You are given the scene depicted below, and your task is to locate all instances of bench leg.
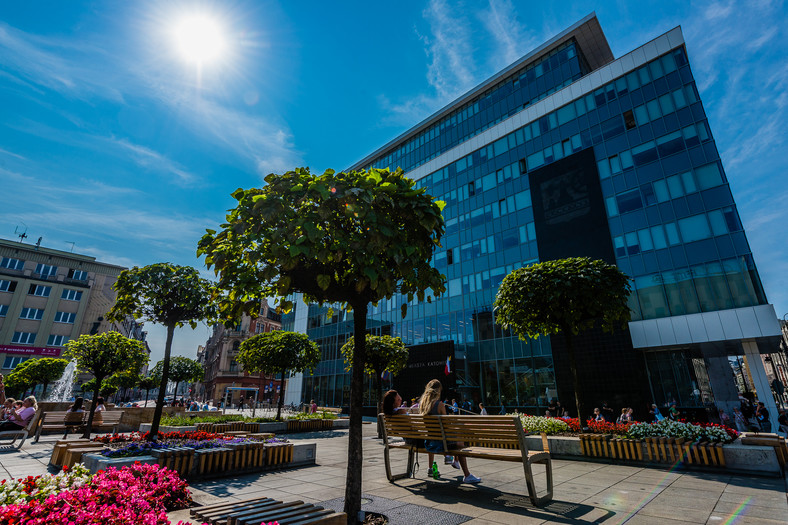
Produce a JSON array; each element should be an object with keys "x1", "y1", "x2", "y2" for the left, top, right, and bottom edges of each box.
[
  {"x1": 523, "y1": 458, "x2": 553, "y2": 507},
  {"x1": 383, "y1": 445, "x2": 413, "y2": 482}
]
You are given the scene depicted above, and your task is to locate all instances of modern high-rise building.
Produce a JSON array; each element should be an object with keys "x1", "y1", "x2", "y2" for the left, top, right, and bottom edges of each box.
[{"x1": 286, "y1": 14, "x2": 783, "y2": 429}]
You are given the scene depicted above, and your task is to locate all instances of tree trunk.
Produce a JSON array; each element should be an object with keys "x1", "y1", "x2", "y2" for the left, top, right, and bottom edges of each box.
[
  {"x1": 564, "y1": 329, "x2": 584, "y2": 433},
  {"x1": 149, "y1": 323, "x2": 175, "y2": 441},
  {"x1": 343, "y1": 301, "x2": 367, "y2": 524},
  {"x1": 42, "y1": 381, "x2": 49, "y2": 399},
  {"x1": 173, "y1": 381, "x2": 180, "y2": 402},
  {"x1": 375, "y1": 370, "x2": 383, "y2": 439},
  {"x1": 82, "y1": 377, "x2": 103, "y2": 439},
  {"x1": 276, "y1": 369, "x2": 286, "y2": 421},
  {"x1": 145, "y1": 389, "x2": 150, "y2": 407}
]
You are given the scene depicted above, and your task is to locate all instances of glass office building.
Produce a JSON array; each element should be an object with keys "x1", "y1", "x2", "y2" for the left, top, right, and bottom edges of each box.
[{"x1": 285, "y1": 14, "x2": 782, "y2": 425}]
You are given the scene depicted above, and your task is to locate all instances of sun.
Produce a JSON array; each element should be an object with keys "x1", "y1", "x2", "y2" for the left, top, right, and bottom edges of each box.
[{"x1": 173, "y1": 15, "x2": 226, "y2": 64}]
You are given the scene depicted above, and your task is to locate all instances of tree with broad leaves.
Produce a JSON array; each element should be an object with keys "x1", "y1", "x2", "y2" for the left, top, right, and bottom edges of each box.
[
  {"x1": 64, "y1": 331, "x2": 148, "y2": 437},
  {"x1": 17, "y1": 357, "x2": 70, "y2": 398},
  {"x1": 237, "y1": 331, "x2": 320, "y2": 421},
  {"x1": 106, "y1": 263, "x2": 217, "y2": 441},
  {"x1": 151, "y1": 356, "x2": 204, "y2": 401},
  {"x1": 105, "y1": 370, "x2": 139, "y2": 402},
  {"x1": 198, "y1": 166, "x2": 445, "y2": 522},
  {"x1": 341, "y1": 334, "x2": 408, "y2": 437},
  {"x1": 137, "y1": 375, "x2": 157, "y2": 407},
  {"x1": 3, "y1": 361, "x2": 36, "y2": 398},
  {"x1": 494, "y1": 257, "x2": 631, "y2": 427}
]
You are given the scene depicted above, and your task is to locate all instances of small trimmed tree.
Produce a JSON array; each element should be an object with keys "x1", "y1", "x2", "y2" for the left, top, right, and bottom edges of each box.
[
  {"x1": 18, "y1": 357, "x2": 69, "y2": 398},
  {"x1": 151, "y1": 356, "x2": 204, "y2": 400},
  {"x1": 198, "y1": 167, "x2": 445, "y2": 521},
  {"x1": 137, "y1": 375, "x2": 157, "y2": 406},
  {"x1": 106, "y1": 263, "x2": 217, "y2": 441},
  {"x1": 494, "y1": 257, "x2": 631, "y2": 426},
  {"x1": 4, "y1": 362, "x2": 34, "y2": 398},
  {"x1": 341, "y1": 334, "x2": 408, "y2": 407},
  {"x1": 238, "y1": 331, "x2": 320, "y2": 421},
  {"x1": 64, "y1": 331, "x2": 148, "y2": 437}
]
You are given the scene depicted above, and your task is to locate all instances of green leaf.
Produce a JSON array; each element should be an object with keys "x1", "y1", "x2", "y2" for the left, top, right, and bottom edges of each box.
[{"x1": 316, "y1": 274, "x2": 331, "y2": 290}]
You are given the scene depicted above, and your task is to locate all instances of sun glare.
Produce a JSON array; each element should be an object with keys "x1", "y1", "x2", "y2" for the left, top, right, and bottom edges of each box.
[{"x1": 174, "y1": 15, "x2": 226, "y2": 64}]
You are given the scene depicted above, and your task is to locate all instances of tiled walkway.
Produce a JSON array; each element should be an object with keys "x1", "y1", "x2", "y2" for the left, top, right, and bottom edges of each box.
[{"x1": 2, "y1": 425, "x2": 786, "y2": 524}]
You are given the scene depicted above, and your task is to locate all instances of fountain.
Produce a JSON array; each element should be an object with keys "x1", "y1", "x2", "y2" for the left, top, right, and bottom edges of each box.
[{"x1": 47, "y1": 359, "x2": 78, "y2": 402}]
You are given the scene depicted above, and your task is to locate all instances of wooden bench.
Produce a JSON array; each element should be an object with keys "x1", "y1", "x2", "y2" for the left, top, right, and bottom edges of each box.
[
  {"x1": 380, "y1": 414, "x2": 553, "y2": 506},
  {"x1": 190, "y1": 496, "x2": 346, "y2": 525},
  {"x1": 34, "y1": 410, "x2": 124, "y2": 442},
  {"x1": 0, "y1": 408, "x2": 42, "y2": 449}
]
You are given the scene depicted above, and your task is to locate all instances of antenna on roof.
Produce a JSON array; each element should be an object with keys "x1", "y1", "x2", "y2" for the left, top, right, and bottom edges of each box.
[
  {"x1": 35, "y1": 237, "x2": 42, "y2": 250},
  {"x1": 14, "y1": 221, "x2": 28, "y2": 243},
  {"x1": 65, "y1": 241, "x2": 76, "y2": 253}
]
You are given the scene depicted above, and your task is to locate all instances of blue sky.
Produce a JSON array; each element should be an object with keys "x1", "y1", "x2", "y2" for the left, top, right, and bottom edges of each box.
[{"x1": 1, "y1": 1, "x2": 786, "y2": 364}]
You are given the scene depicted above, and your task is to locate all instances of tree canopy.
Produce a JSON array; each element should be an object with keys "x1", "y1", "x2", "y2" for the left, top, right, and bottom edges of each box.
[
  {"x1": 18, "y1": 357, "x2": 70, "y2": 397},
  {"x1": 106, "y1": 262, "x2": 217, "y2": 440},
  {"x1": 494, "y1": 257, "x2": 631, "y2": 423},
  {"x1": 151, "y1": 356, "x2": 204, "y2": 398},
  {"x1": 198, "y1": 167, "x2": 446, "y2": 521},
  {"x1": 65, "y1": 331, "x2": 148, "y2": 437},
  {"x1": 238, "y1": 331, "x2": 320, "y2": 421}
]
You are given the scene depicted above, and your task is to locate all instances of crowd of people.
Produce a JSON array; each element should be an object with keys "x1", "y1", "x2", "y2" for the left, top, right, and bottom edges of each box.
[{"x1": 0, "y1": 374, "x2": 38, "y2": 433}]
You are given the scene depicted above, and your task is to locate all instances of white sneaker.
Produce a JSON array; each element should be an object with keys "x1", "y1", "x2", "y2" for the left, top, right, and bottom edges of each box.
[
  {"x1": 463, "y1": 474, "x2": 481, "y2": 484},
  {"x1": 451, "y1": 459, "x2": 461, "y2": 469}
]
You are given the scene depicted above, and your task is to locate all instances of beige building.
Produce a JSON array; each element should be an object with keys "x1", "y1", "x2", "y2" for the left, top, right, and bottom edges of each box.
[
  {"x1": 0, "y1": 237, "x2": 147, "y2": 378},
  {"x1": 196, "y1": 299, "x2": 282, "y2": 405}
]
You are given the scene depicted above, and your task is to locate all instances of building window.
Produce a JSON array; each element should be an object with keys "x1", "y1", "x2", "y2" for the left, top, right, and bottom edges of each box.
[
  {"x1": 624, "y1": 110, "x2": 636, "y2": 129},
  {"x1": 61, "y1": 289, "x2": 83, "y2": 301},
  {"x1": 11, "y1": 331, "x2": 36, "y2": 344},
  {"x1": 54, "y1": 311, "x2": 76, "y2": 324},
  {"x1": 29, "y1": 284, "x2": 51, "y2": 297},
  {"x1": 0, "y1": 304, "x2": 7, "y2": 316},
  {"x1": 2, "y1": 356, "x2": 30, "y2": 369},
  {"x1": 67, "y1": 269, "x2": 88, "y2": 281},
  {"x1": 229, "y1": 359, "x2": 238, "y2": 373},
  {"x1": 19, "y1": 308, "x2": 44, "y2": 320},
  {"x1": 0, "y1": 257, "x2": 24, "y2": 270},
  {"x1": 47, "y1": 334, "x2": 69, "y2": 346},
  {"x1": 0, "y1": 280, "x2": 17, "y2": 293},
  {"x1": 35, "y1": 264, "x2": 58, "y2": 277}
]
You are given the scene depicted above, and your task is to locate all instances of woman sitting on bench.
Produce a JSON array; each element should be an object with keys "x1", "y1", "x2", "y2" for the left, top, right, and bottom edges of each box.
[
  {"x1": 418, "y1": 379, "x2": 481, "y2": 484},
  {"x1": 0, "y1": 396, "x2": 37, "y2": 432},
  {"x1": 64, "y1": 397, "x2": 85, "y2": 436}
]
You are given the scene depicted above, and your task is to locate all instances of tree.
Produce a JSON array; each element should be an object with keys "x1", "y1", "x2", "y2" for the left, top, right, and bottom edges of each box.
[
  {"x1": 106, "y1": 263, "x2": 217, "y2": 440},
  {"x1": 105, "y1": 370, "x2": 139, "y2": 402},
  {"x1": 198, "y1": 167, "x2": 445, "y2": 521},
  {"x1": 341, "y1": 334, "x2": 408, "y2": 435},
  {"x1": 137, "y1": 375, "x2": 157, "y2": 406},
  {"x1": 80, "y1": 379, "x2": 96, "y2": 396},
  {"x1": 238, "y1": 331, "x2": 320, "y2": 420},
  {"x1": 100, "y1": 383, "x2": 118, "y2": 399},
  {"x1": 494, "y1": 257, "x2": 631, "y2": 426},
  {"x1": 64, "y1": 331, "x2": 148, "y2": 437},
  {"x1": 18, "y1": 358, "x2": 69, "y2": 398},
  {"x1": 4, "y1": 361, "x2": 34, "y2": 398},
  {"x1": 151, "y1": 356, "x2": 204, "y2": 400}
]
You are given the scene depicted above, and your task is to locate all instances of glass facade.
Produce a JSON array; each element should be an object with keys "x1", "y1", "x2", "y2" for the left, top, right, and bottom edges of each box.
[{"x1": 295, "y1": 26, "x2": 767, "y2": 413}]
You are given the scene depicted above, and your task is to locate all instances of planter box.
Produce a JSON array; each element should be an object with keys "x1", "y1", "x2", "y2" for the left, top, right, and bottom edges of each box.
[
  {"x1": 259, "y1": 422, "x2": 288, "y2": 433},
  {"x1": 332, "y1": 419, "x2": 349, "y2": 429},
  {"x1": 82, "y1": 453, "x2": 158, "y2": 473},
  {"x1": 82, "y1": 442, "x2": 317, "y2": 477},
  {"x1": 138, "y1": 423, "x2": 197, "y2": 433}
]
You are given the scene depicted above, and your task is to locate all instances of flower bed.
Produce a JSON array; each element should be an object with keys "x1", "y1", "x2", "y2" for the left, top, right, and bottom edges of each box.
[
  {"x1": 160, "y1": 410, "x2": 338, "y2": 427},
  {"x1": 94, "y1": 430, "x2": 289, "y2": 458},
  {"x1": 519, "y1": 414, "x2": 738, "y2": 444},
  {"x1": 0, "y1": 463, "x2": 206, "y2": 525}
]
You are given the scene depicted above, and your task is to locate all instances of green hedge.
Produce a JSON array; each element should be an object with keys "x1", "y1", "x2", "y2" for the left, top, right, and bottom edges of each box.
[{"x1": 160, "y1": 410, "x2": 338, "y2": 427}]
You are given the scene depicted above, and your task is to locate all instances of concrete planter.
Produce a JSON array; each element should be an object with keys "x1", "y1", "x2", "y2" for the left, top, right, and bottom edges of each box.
[
  {"x1": 138, "y1": 423, "x2": 197, "y2": 433},
  {"x1": 82, "y1": 453, "x2": 158, "y2": 473},
  {"x1": 531, "y1": 434, "x2": 781, "y2": 476},
  {"x1": 82, "y1": 442, "x2": 316, "y2": 476},
  {"x1": 332, "y1": 419, "x2": 349, "y2": 429},
  {"x1": 258, "y1": 422, "x2": 288, "y2": 433}
]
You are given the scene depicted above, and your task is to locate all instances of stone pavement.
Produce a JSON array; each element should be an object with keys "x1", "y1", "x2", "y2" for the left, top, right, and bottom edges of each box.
[{"x1": 2, "y1": 425, "x2": 787, "y2": 524}]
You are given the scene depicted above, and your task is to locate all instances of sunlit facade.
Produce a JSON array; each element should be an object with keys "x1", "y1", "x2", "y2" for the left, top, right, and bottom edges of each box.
[{"x1": 287, "y1": 14, "x2": 782, "y2": 426}]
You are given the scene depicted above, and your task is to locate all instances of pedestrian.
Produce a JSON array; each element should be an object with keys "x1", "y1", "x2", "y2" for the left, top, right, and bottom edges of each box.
[
  {"x1": 732, "y1": 407, "x2": 748, "y2": 432},
  {"x1": 478, "y1": 403, "x2": 488, "y2": 415},
  {"x1": 616, "y1": 408, "x2": 629, "y2": 424},
  {"x1": 755, "y1": 402, "x2": 771, "y2": 432},
  {"x1": 418, "y1": 379, "x2": 481, "y2": 484},
  {"x1": 718, "y1": 408, "x2": 731, "y2": 427},
  {"x1": 592, "y1": 408, "x2": 604, "y2": 422},
  {"x1": 1, "y1": 397, "x2": 16, "y2": 421},
  {"x1": 310, "y1": 399, "x2": 317, "y2": 414},
  {"x1": 601, "y1": 403, "x2": 615, "y2": 422},
  {"x1": 777, "y1": 410, "x2": 788, "y2": 437},
  {"x1": 649, "y1": 404, "x2": 665, "y2": 422},
  {"x1": 93, "y1": 397, "x2": 106, "y2": 423},
  {"x1": 668, "y1": 403, "x2": 680, "y2": 421},
  {"x1": 64, "y1": 397, "x2": 84, "y2": 437},
  {"x1": 547, "y1": 399, "x2": 557, "y2": 417},
  {"x1": 382, "y1": 390, "x2": 409, "y2": 416}
]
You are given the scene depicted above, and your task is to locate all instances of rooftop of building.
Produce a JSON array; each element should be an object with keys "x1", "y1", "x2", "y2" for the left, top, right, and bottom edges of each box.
[
  {"x1": 0, "y1": 237, "x2": 127, "y2": 271},
  {"x1": 349, "y1": 12, "x2": 613, "y2": 171}
]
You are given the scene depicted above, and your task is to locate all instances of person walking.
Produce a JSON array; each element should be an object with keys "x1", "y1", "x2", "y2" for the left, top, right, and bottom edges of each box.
[
  {"x1": 732, "y1": 407, "x2": 749, "y2": 432},
  {"x1": 478, "y1": 403, "x2": 488, "y2": 415},
  {"x1": 755, "y1": 402, "x2": 771, "y2": 432},
  {"x1": 418, "y1": 379, "x2": 481, "y2": 484}
]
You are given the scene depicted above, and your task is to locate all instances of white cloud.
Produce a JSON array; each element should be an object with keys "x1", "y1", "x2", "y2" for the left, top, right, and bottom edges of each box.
[
  {"x1": 478, "y1": 0, "x2": 538, "y2": 70},
  {"x1": 420, "y1": 0, "x2": 476, "y2": 101},
  {"x1": 108, "y1": 137, "x2": 197, "y2": 184}
]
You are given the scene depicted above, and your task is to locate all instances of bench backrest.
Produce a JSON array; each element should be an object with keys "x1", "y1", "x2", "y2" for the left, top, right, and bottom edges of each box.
[{"x1": 382, "y1": 414, "x2": 526, "y2": 450}]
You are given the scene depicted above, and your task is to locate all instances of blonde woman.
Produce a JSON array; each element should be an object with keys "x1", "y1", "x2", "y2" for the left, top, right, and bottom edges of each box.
[{"x1": 418, "y1": 379, "x2": 480, "y2": 484}]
